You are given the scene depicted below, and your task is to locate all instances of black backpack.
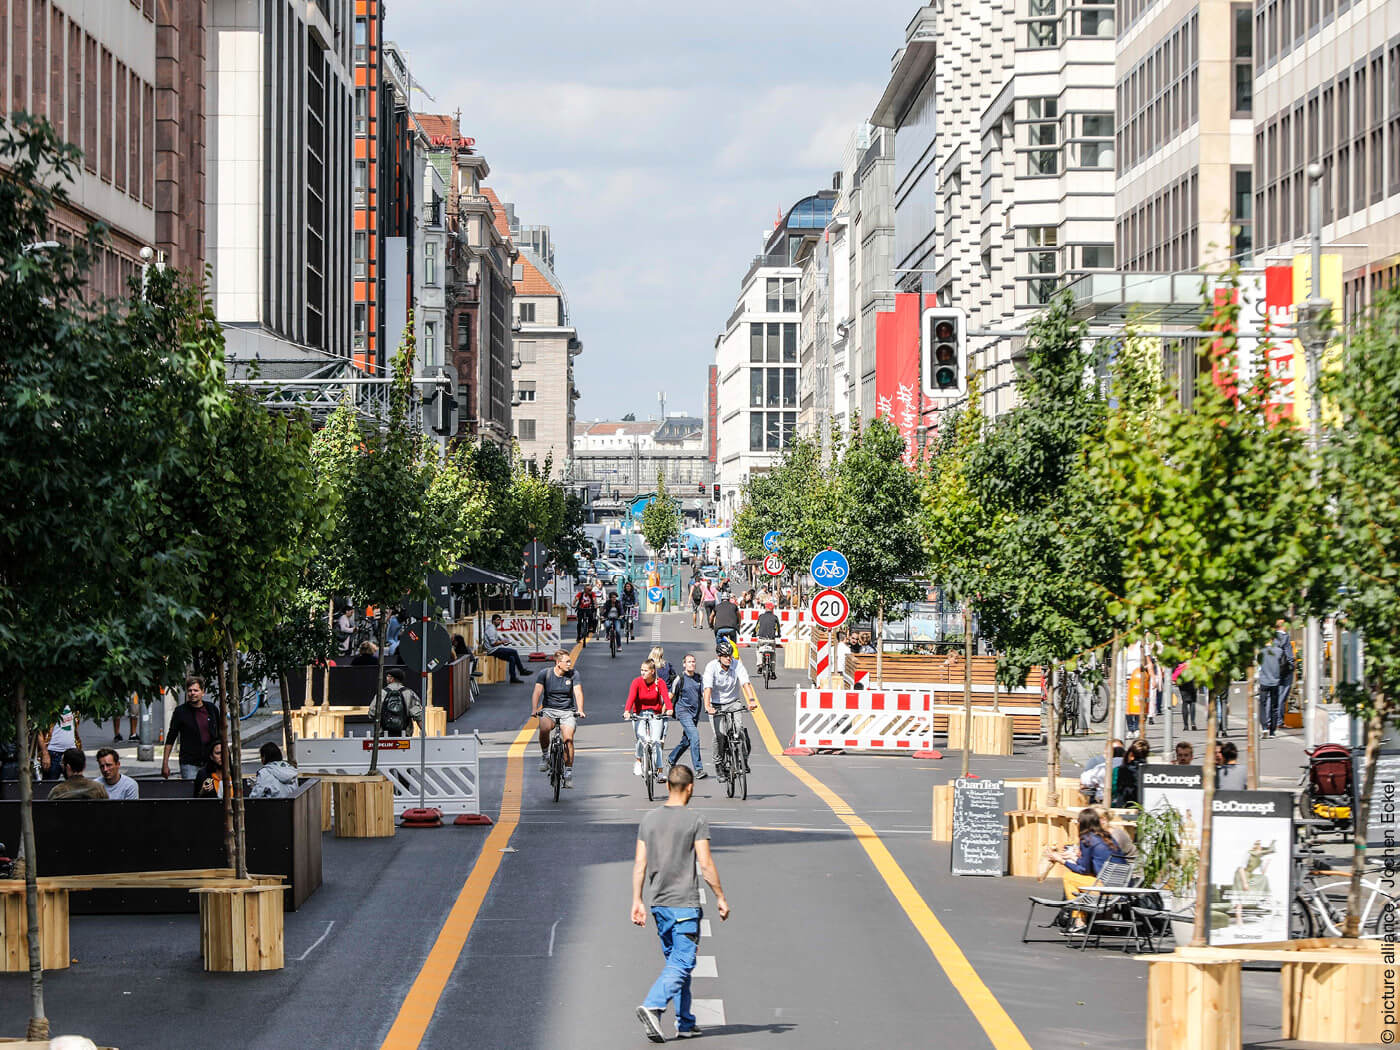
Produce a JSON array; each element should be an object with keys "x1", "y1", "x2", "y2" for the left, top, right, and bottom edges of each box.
[
  {"x1": 691, "y1": 583, "x2": 703, "y2": 603},
  {"x1": 380, "y1": 688, "x2": 409, "y2": 734}
]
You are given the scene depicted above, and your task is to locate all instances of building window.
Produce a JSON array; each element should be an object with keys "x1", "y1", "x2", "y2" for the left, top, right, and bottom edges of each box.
[
  {"x1": 783, "y1": 369, "x2": 797, "y2": 408},
  {"x1": 516, "y1": 340, "x2": 537, "y2": 364},
  {"x1": 1027, "y1": 0, "x2": 1058, "y2": 48},
  {"x1": 517, "y1": 418, "x2": 536, "y2": 441},
  {"x1": 1073, "y1": 112, "x2": 1114, "y2": 168},
  {"x1": 1080, "y1": 244, "x2": 1114, "y2": 269},
  {"x1": 750, "y1": 322, "x2": 764, "y2": 362},
  {"x1": 354, "y1": 160, "x2": 367, "y2": 206},
  {"x1": 749, "y1": 412, "x2": 763, "y2": 451},
  {"x1": 766, "y1": 278, "x2": 780, "y2": 312},
  {"x1": 1078, "y1": 0, "x2": 1114, "y2": 36},
  {"x1": 516, "y1": 381, "x2": 537, "y2": 402},
  {"x1": 766, "y1": 367, "x2": 781, "y2": 407},
  {"x1": 1231, "y1": 167, "x2": 1252, "y2": 259},
  {"x1": 1232, "y1": 5, "x2": 1253, "y2": 115},
  {"x1": 355, "y1": 87, "x2": 368, "y2": 134},
  {"x1": 424, "y1": 241, "x2": 437, "y2": 285},
  {"x1": 353, "y1": 232, "x2": 367, "y2": 277},
  {"x1": 353, "y1": 17, "x2": 367, "y2": 64},
  {"x1": 518, "y1": 302, "x2": 535, "y2": 323},
  {"x1": 353, "y1": 304, "x2": 367, "y2": 349},
  {"x1": 1027, "y1": 98, "x2": 1060, "y2": 175},
  {"x1": 766, "y1": 322, "x2": 781, "y2": 362},
  {"x1": 783, "y1": 323, "x2": 797, "y2": 363},
  {"x1": 750, "y1": 370, "x2": 764, "y2": 407},
  {"x1": 782, "y1": 278, "x2": 797, "y2": 311},
  {"x1": 424, "y1": 321, "x2": 438, "y2": 367}
]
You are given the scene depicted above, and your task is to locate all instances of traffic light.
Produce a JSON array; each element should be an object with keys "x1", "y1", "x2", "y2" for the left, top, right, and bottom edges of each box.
[
  {"x1": 712, "y1": 484, "x2": 720, "y2": 502},
  {"x1": 429, "y1": 369, "x2": 458, "y2": 436},
  {"x1": 921, "y1": 307, "x2": 967, "y2": 399},
  {"x1": 697, "y1": 483, "x2": 706, "y2": 495}
]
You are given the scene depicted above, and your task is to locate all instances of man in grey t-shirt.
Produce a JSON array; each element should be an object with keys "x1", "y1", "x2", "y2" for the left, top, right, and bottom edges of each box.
[{"x1": 631, "y1": 765, "x2": 729, "y2": 1042}]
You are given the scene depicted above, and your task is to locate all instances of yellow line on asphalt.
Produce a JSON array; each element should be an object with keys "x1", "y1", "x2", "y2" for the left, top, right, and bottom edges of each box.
[
  {"x1": 379, "y1": 639, "x2": 584, "y2": 1050},
  {"x1": 749, "y1": 700, "x2": 1033, "y2": 1050}
]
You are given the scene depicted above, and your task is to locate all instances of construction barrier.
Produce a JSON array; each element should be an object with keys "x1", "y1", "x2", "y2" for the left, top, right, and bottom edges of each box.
[
  {"x1": 496, "y1": 614, "x2": 561, "y2": 653},
  {"x1": 792, "y1": 688, "x2": 936, "y2": 751},
  {"x1": 737, "y1": 609, "x2": 811, "y2": 645},
  {"x1": 296, "y1": 735, "x2": 482, "y2": 819}
]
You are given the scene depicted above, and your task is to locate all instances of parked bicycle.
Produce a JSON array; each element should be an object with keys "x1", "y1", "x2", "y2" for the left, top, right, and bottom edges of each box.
[{"x1": 1291, "y1": 843, "x2": 1395, "y2": 938}]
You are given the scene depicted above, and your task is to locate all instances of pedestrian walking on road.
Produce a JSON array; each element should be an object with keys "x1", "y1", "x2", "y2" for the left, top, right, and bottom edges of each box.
[
  {"x1": 1275, "y1": 620, "x2": 1296, "y2": 720},
  {"x1": 1256, "y1": 631, "x2": 1293, "y2": 737},
  {"x1": 1173, "y1": 663, "x2": 1198, "y2": 731},
  {"x1": 667, "y1": 655, "x2": 708, "y2": 779},
  {"x1": 689, "y1": 581, "x2": 704, "y2": 629},
  {"x1": 632, "y1": 764, "x2": 729, "y2": 1042},
  {"x1": 161, "y1": 677, "x2": 223, "y2": 780},
  {"x1": 38, "y1": 705, "x2": 81, "y2": 781},
  {"x1": 370, "y1": 667, "x2": 425, "y2": 738}
]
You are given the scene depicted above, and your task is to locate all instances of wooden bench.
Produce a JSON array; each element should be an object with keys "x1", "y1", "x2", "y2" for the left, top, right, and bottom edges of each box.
[
  {"x1": 1144, "y1": 940, "x2": 1392, "y2": 1048},
  {"x1": 1, "y1": 869, "x2": 285, "y2": 973}
]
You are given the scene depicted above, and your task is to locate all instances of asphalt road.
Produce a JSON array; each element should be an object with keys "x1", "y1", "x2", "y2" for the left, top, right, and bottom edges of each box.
[{"x1": 0, "y1": 611, "x2": 1366, "y2": 1049}]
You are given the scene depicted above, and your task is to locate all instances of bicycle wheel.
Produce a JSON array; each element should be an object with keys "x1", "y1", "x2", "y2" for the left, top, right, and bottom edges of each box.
[
  {"x1": 1090, "y1": 683, "x2": 1109, "y2": 723},
  {"x1": 724, "y1": 739, "x2": 737, "y2": 798},
  {"x1": 551, "y1": 741, "x2": 563, "y2": 803},
  {"x1": 1289, "y1": 894, "x2": 1315, "y2": 939},
  {"x1": 239, "y1": 679, "x2": 267, "y2": 720},
  {"x1": 734, "y1": 750, "x2": 747, "y2": 801},
  {"x1": 646, "y1": 750, "x2": 656, "y2": 802},
  {"x1": 1314, "y1": 880, "x2": 1396, "y2": 938},
  {"x1": 610, "y1": 629, "x2": 617, "y2": 658}
]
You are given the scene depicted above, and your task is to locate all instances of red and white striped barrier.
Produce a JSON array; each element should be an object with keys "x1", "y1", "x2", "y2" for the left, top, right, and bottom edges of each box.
[
  {"x1": 792, "y1": 688, "x2": 936, "y2": 752},
  {"x1": 735, "y1": 608, "x2": 811, "y2": 646}
]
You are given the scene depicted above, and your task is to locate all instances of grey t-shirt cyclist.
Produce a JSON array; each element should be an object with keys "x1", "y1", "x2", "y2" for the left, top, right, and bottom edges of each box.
[{"x1": 535, "y1": 667, "x2": 580, "y2": 712}]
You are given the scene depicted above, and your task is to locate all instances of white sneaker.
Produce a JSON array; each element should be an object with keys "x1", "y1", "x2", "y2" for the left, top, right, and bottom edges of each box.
[
  {"x1": 539, "y1": 759, "x2": 548, "y2": 772},
  {"x1": 563, "y1": 770, "x2": 574, "y2": 788},
  {"x1": 633, "y1": 760, "x2": 643, "y2": 776}
]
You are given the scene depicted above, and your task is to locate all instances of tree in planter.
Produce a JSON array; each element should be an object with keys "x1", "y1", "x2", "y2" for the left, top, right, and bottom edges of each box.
[
  {"x1": 961, "y1": 294, "x2": 1125, "y2": 803},
  {"x1": 640, "y1": 469, "x2": 680, "y2": 555},
  {"x1": 186, "y1": 389, "x2": 327, "y2": 876},
  {"x1": 1321, "y1": 286, "x2": 1400, "y2": 937},
  {"x1": 243, "y1": 590, "x2": 338, "y2": 765},
  {"x1": 0, "y1": 115, "x2": 226, "y2": 1038},
  {"x1": 1097, "y1": 272, "x2": 1318, "y2": 945}
]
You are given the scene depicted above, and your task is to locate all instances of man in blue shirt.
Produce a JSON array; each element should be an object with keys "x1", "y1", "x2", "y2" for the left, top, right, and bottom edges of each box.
[{"x1": 666, "y1": 654, "x2": 707, "y2": 779}]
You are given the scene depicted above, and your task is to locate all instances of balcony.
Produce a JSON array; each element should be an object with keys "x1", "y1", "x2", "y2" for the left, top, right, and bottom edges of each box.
[{"x1": 455, "y1": 279, "x2": 480, "y2": 304}]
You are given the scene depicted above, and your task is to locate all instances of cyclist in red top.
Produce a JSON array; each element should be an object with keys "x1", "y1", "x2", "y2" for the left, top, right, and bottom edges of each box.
[
  {"x1": 574, "y1": 583, "x2": 597, "y2": 644},
  {"x1": 624, "y1": 658, "x2": 673, "y2": 781}
]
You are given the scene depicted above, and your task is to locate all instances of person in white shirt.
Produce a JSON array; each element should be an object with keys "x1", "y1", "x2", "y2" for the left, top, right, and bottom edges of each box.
[
  {"x1": 95, "y1": 748, "x2": 139, "y2": 800},
  {"x1": 483, "y1": 613, "x2": 530, "y2": 684},
  {"x1": 702, "y1": 642, "x2": 758, "y2": 781}
]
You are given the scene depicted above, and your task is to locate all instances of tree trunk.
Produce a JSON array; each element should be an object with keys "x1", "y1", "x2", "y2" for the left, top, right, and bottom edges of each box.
[
  {"x1": 1344, "y1": 690, "x2": 1388, "y2": 938},
  {"x1": 959, "y1": 605, "x2": 973, "y2": 780},
  {"x1": 323, "y1": 598, "x2": 334, "y2": 707},
  {"x1": 1046, "y1": 664, "x2": 1061, "y2": 809},
  {"x1": 875, "y1": 601, "x2": 884, "y2": 688},
  {"x1": 1245, "y1": 665, "x2": 1258, "y2": 790},
  {"x1": 368, "y1": 608, "x2": 389, "y2": 774},
  {"x1": 217, "y1": 654, "x2": 235, "y2": 871},
  {"x1": 280, "y1": 671, "x2": 297, "y2": 767},
  {"x1": 227, "y1": 633, "x2": 247, "y2": 880},
  {"x1": 15, "y1": 681, "x2": 48, "y2": 1040},
  {"x1": 1192, "y1": 675, "x2": 1223, "y2": 947},
  {"x1": 1103, "y1": 642, "x2": 1118, "y2": 803}
]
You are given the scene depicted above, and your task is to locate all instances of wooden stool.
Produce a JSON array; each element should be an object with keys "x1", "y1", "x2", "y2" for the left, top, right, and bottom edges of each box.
[
  {"x1": 970, "y1": 711, "x2": 1014, "y2": 755},
  {"x1": 333, "y1": 774, "x2": 396, "y2": 838},
  {"x1": 193, "y1": 884, "x2": 285, "y2": 972},
  {"x1": 0, "y1": 884, "x2": 69, "y2": 972},
  {"x1": 1146, "y1": 956, "x2": 1241, "y2": 1050},
  {"x1": 783, "y1": 641, "x2": 808, "y2": 671}
]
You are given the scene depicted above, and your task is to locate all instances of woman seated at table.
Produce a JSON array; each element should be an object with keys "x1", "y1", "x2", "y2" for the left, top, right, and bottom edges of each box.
[
  {"x1": 1039, "y1": 808, "x2": 1128, "y2": 932},
  {"x1": 1094, "y1": 806, "x2": 1136, "y2": 864}
]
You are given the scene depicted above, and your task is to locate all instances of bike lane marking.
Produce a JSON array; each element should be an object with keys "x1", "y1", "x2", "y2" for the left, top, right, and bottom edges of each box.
[
  {"x1": 747, "y1": 699, "x2": 1034, "y2": 1050},
  {"x1": 379, "y1": 638, "x2": 585, "y2": 1050}
]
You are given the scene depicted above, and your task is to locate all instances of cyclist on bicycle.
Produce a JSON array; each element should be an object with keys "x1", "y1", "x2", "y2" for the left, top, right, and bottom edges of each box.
[
  {"x1": 703, "y1": 641, "x2": 757, "y2": 779},
  {"x1": 620, "y1": 580, "x2": 640, "y2": 639},
  {"x1": 574, "y1": 584, "x2": 597, "y2": 642},
  {"x1": 531, "y1": 649, "x2": 586, "y2": 787},
  {"x1": 755, "y1": 601, "x2": 780, "y2": 678},
  {"x1": 712, "y1": 591, "x2": 741, "y2": 651},
  {"x1": 624, "y1": 658, "x2": 673, "y2": 781},
  {"x1": 601, "y1": 592, "x2": 624, "y2": 647}
]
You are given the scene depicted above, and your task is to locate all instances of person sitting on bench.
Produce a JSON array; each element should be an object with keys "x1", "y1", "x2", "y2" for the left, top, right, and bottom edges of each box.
[{"x1": 483, "y1": 614, "x2": 530, "y2": 684}]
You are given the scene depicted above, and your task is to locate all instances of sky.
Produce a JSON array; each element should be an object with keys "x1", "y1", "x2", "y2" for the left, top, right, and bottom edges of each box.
[{"x1": 388, "y1": 0, "x2": 918, "y2": 423}]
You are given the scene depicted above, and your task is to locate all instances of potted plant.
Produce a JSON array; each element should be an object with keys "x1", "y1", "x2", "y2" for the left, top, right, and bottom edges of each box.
[{"x1": 1133, "y1": 802, "x2": 1200, "y2": 945}]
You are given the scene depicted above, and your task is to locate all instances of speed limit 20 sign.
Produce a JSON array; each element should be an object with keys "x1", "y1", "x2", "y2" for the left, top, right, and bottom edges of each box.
[
  {"x1": 762, "y1": 553, "x2": 785, "y2": 576},
  {"x1": 809, "y1": 588, "x2": 850, "y2": 630}
]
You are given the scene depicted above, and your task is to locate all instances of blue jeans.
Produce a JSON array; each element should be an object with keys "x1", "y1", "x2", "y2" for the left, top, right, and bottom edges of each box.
[
  {"x1": 644, "y1": 907, "x2": 701, "y2": 1032},
  {"x1": 667, "y1": 712, "x2": 704, "y2": 773}
]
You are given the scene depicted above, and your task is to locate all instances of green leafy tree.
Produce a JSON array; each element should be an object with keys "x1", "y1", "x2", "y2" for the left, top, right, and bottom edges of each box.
[
  {"x1": 1321, "y1": 286, "x2": 1400, "y2": 936},
  {"x1": 549, "y1": 488, "x2": 590, "y2": 580},
  {"x1": 640, "y1": 469, "x2": 680, "y2": 553},
  {"x1": 732, "y1": 433, "x2": 837, "y2": 572},
  {"x1": 0, "y1": 115, "x2": 226, "y2": 1038},
  {"x1": 244, "y1": 589, "x2": 337, "y2": 765},
  {"x1": 1097, "y1": 271, "x2": 1317, "y2": 944}
]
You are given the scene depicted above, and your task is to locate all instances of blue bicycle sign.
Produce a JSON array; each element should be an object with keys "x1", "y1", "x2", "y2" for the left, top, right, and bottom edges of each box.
[
  {"x1": 762, "y1": 530, "x2": 782, "y2": 552},
  {"x1": 809, "y1": 549, "x2": 849, "y2": 588}
]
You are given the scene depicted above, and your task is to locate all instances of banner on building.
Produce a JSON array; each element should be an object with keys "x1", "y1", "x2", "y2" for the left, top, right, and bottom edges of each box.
[
  {"x1": 1262, "y1": 254, "x2": 1342, "y2": 427},
  {"x1": 1206, "y1": 791, "x2": 1293, "y2": 946}
]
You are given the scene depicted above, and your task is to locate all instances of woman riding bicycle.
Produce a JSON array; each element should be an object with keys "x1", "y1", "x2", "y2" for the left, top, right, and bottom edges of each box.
[
  {"x1": 620, "y1": 580, "x2": 640, "y2": 638},
  {"x1": 601, "y1": 592, "x2": 624, "y2": 644},
  {"x1": 624, "y1": 658, "x2": 673, "y2": 781}
]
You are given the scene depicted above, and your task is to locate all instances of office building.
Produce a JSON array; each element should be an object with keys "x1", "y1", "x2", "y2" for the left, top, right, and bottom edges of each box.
[{"x1": 207, "y1": 0, "x2": 354, "y2": 364}]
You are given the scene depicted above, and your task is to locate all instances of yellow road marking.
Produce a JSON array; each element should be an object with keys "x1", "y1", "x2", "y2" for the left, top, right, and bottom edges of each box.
[
  {"x1": 749, "y1": 700, "x2": 1033, "y2": 1050},
  {"x1": 379, "y1": 639, "x2": 585, "y2": 1049}
]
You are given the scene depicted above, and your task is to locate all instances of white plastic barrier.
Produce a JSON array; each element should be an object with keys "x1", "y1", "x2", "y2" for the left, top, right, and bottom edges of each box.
[
  {"x1": 737, "y1": 609, "x2": 811, "y2": 645},
  {"x1": 792, "y1": 687, "x2": 936, "y2": 752},
  {"x1": 496, "y1": 615, "x2": 561, "y2": 652},
  {"x1": 297, "y1": 735, "x2": 482, "y2": 818}
]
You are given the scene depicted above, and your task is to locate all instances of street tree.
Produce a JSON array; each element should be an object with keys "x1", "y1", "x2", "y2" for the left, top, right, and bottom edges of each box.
[
  {"x1": 244, "y1": 590, "x2": 337, "y2": 765},
  {"x1": 1321, "y1": 285, "x2": 1400, "y2": 936},
  {"x1": 1096, "y1": 273, "x2": 1317, "y2": 945},
  {"x1": 0, "y1": 114, "x2": 226, "y2": 1039},
  {"x1": 640, "y1": 469, "x2": 680, "y2": 553}
]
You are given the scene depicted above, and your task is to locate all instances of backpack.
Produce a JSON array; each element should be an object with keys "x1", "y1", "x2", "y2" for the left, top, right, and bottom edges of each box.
[
  {"x1": 691, "y1": 584, "x2": 703, "y2": 603},
  {"x1": 380, "y1": 688, "x2": 409, "y2": 734}
]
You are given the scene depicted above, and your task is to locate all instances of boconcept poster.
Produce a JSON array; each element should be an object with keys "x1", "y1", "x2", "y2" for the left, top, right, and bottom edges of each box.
[{"x1": 1207, "y1": 791, "x2": 1293, "y2": 946}]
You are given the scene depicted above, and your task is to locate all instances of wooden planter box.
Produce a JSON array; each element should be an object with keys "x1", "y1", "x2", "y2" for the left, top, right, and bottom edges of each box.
[
  {"x1": 1147, "y1": 956, "x2": 1241, "y2": 1050},
  {"x1": 931, "y1": 783, "x2": 954, "y2": 841},
  {"x1": 1279, "y1": 939, "x2": 1390, "y2": 1043},
  {"x1": 783, "y1": 641, "x2": 808, "y2": 671},
  {"x1": 333, "y1": 774, "x2": 395, "y2": 838},
  {"x1": 1006, "y1": 810, "x2": 1077, "y2": 878},
  {"x1": 193, "y1": 883, "x2": 285, "y2": 972},
  {"x1": 0, "y1": 884, "x2": 69, "y2": 972}
]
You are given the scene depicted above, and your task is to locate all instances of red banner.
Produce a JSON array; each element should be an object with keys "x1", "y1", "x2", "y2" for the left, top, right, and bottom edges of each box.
[{"x1": 875, "y1": 294, "x2": 927, "y2": 465}]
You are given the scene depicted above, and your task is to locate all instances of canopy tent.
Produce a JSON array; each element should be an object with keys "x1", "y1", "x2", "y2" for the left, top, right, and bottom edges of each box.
[{"x1": 682, "y1": 527, "x2": 731, "y2": 542}]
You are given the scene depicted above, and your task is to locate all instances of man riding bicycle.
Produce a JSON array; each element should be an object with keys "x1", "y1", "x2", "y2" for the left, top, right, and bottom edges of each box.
[
  {"x1": 755, "y1": 601, "x2": 780, "y2": 678},
  {"x1": 703, "y1": 641, "x2": 757, "y2": 780},
  {"x1": 574, "y1": 584, "x2": 597, "y2": 642},
  {"x1": 531, "y1": 649, "x2": 586, "y2": 788},
  {"x1": 711, "y1": 592, "x2": 741, "y2": 651}
]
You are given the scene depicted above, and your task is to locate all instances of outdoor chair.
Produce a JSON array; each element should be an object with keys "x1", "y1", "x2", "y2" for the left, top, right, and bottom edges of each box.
[{"x1": 1022, "y1": 860, "x2": 1158, "y2": 951}]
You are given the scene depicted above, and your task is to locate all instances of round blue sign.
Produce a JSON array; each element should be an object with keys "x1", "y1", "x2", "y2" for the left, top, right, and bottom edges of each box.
[
  {"x1": 647, "y1": 586, "x2": 664, "y2": 603},
  {"x1": 762, "y1": 530, "x2": 782, "y2": 552},
  {"x1": 645, "y1": 560, "x2": 656, "y2": 572},
  {"x1": 809, "y1": 549, "x2": 850, "y2": 588}
]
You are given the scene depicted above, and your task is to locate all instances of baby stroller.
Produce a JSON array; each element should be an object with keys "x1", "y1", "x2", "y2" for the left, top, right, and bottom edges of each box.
[{"x1": 1298, "y1": 743, "x2": 1353, "y2": 832}]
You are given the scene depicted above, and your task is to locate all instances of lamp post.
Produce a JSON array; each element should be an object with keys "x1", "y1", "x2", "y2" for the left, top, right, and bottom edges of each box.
[{"x1": 1298, "y1": 162, "x2": 1332, "y2": 749}]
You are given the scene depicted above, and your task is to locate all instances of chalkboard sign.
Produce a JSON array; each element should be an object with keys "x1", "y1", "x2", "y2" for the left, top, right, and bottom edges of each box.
[
  {"x1": 1357, "y1": 750, "x2": 1400, "y2": 847},
  {"x1": 951, "y1": 776, "x2": 1007, "y2": 877}
]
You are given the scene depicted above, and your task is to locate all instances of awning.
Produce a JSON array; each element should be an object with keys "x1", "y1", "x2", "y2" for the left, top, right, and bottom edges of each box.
[{"x1": 447, "y1": 564, "x2": 518, "y2": 586}]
